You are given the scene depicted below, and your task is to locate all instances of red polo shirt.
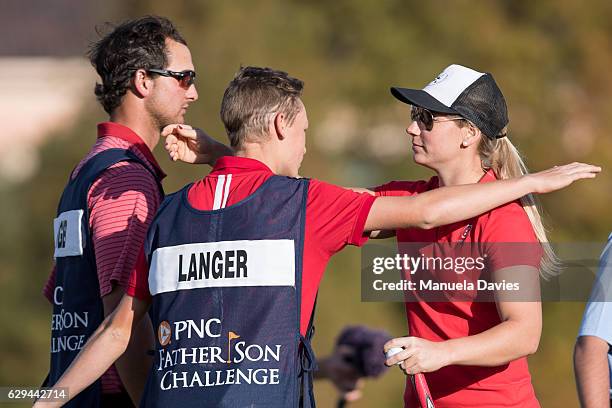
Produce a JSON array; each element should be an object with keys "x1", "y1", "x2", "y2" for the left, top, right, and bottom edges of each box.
[
  {"x1": 44, "y1": 122, "x2": 165, "y2": 395},
  {"x1": 127, "y1": 156, "x2": 376, "y2": 335},
  {"x1": 376, "y1": 170, "x2": 542, "y2": 408}
]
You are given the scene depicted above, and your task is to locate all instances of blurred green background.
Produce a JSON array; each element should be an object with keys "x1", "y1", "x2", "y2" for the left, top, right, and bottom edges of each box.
[{"x1": 1, "y1": 0, "x2": 611, "y2": 406}]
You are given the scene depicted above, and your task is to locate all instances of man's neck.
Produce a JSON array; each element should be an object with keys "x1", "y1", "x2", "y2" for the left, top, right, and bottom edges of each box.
[
  {"x1": 234, "y1": 143, "x2": 286, "y2": 176},
  {"x1": 109, "y1": 108, "x2": 159, "y2": 152}
]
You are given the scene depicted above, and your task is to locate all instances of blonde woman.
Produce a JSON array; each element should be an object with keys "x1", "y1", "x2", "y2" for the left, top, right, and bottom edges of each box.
[{"x1": 380, "y1": 64, "x2": 560, "y2": 407}]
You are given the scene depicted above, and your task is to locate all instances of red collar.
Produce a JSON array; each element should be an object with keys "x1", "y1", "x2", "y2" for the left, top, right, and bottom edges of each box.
[
  {"x1": 211, "y1": 156, "x2": 274, "y2": 175},
  {"x1": 97, "y1": 122, "x2": 166, "y2": 179},
  {"x1": 432, "y1": 168, "x2": 497, "y2": 188},
  {"x1": 480, "y1": 168, "x2": 497, "y2": 183}
]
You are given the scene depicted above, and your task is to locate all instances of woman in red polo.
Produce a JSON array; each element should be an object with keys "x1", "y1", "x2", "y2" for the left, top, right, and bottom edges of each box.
[{"x1": 379, "y1": 65, "x2": 551, "y2": 407}]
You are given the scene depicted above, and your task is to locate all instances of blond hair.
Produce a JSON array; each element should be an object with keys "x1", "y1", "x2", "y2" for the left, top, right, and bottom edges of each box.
[
  {"x1": 221, "y1": 66, "x2": 304, "y2": 148},
  {"x1": 478, "y1": 127, "x2": 560, "y2": 279}
]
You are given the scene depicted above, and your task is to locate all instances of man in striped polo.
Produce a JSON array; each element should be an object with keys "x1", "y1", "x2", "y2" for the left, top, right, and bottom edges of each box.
[{"x1": 42, "y1": 16, "x2": 228, "y2": 407}]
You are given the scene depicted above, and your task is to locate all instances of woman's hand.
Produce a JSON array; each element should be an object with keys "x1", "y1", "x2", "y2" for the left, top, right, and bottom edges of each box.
[
  {"x1": 526, "y1": 162, "x2": 601, "y2": 194},
  {"x1": 384, "y1": 337, "x2": 451, "y2": 375}
]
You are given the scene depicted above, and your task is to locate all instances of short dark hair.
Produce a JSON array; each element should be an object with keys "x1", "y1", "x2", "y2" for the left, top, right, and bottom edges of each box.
[
  {"x1": 220, "y1": 66, "x2": 304, "y2": 148},
  {"x1": 87, "y1": 16, "x2": 187, "y2": 114}
]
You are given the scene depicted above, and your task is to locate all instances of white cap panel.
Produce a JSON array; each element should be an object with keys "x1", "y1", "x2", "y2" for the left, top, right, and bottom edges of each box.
[{"x1": 423, "y1": 64, "x2": 485, "y2": 107}]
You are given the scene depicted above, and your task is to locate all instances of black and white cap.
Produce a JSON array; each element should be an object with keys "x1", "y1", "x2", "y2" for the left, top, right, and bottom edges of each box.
[{"x1": 391, "y1": 64, "x2": 508, "y2": 139}]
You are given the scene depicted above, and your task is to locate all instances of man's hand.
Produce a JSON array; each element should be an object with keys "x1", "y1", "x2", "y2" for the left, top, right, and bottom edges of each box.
[
  {"x1": 33, "y1": 295, "x2": 150, "y2": 408},
  {"x1": 162, "y1": 124, "x2": 233, "y2": 165}
]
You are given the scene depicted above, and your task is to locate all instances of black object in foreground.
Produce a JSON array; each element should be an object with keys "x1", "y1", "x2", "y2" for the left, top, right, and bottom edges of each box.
[{"x1": 335, "y1": 325, "x2": 392, "y2": 408}]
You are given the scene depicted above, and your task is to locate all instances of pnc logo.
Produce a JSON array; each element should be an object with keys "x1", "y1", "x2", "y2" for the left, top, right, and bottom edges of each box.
[{"x1": 158, "y1": 321, "x2": 172, "y2": 346}]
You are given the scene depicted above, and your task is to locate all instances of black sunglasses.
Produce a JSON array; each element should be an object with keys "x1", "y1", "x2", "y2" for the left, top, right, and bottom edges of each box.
[
  {"x1": 411, "y1": 106, "x2": 463, "y2": 131},
  {"x1": 147, "y1": 68, "x2": 196, "y2": 88}
]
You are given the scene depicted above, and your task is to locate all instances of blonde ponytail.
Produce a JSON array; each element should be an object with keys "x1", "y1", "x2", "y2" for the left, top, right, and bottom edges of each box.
[{"x1": 478, "y1": 129, "x2": 561, "y2": 279}]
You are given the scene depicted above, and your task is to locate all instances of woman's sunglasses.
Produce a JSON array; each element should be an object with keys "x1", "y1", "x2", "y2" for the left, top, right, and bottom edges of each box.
[
  {"x1": 411, "y1": 106, "x2": 464, "y2": 131},
  {"x1": 147, "y1": 68, "x2": 196, "y2": 88}
]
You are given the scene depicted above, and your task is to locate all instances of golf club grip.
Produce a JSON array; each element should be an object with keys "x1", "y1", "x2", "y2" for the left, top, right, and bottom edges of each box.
[{"x1": 412, "y1": 373, "x2": 435, "y2": 408}]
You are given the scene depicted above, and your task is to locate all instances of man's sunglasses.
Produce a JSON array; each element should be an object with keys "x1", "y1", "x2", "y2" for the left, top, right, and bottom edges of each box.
[
  {"x1": 411, "y1": 106, "x2": 464, "y2": 131},
  {"x1": 147, "y1": 68, "x2": 196, "y2": 88}
]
